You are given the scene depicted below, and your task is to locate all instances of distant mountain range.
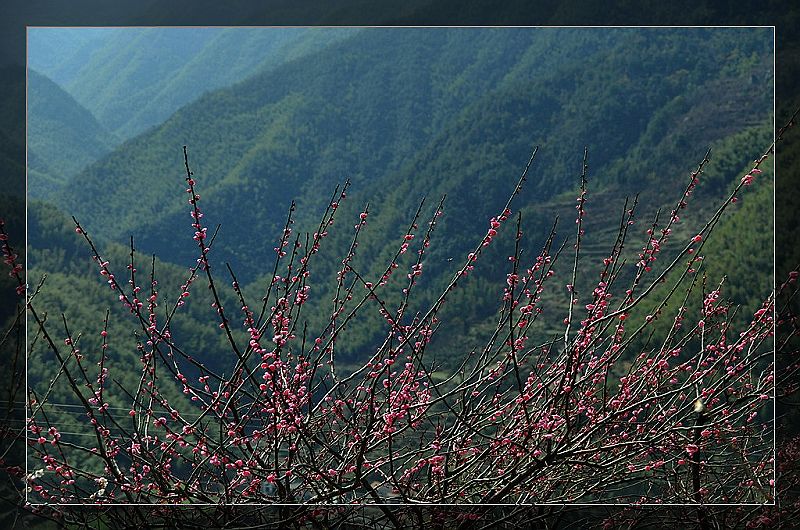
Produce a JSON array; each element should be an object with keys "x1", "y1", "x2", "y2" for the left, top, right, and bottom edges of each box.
[
  {"x1": 26, "y1": 26, "x2": 773, "y2": 367},
  {"x1": 28, "y1": 27, "x2": 359, "y2": 140},
  {"x1": 27, "y1": 69, "x2": 115, "y2": 199}
]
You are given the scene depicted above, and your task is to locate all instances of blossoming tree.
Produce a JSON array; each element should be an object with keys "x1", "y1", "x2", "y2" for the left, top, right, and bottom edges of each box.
[{"x1": 3, "y1": 110, "x2": 794, "y2": 526}]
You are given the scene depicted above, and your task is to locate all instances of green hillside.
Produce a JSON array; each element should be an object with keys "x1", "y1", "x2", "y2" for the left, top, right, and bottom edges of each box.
[
  {"x1": 56, "y1": 29, "x2": 771, "y2": 281},
  {"x1": 28, "y1": 27, "x2": 359, "y2": 140},
  {"x1": 29, "y1": 26, "x2": 773, "y2": 371},
  {"x1": 27, "y1": 70, "x2": 116, "y2": 200}
]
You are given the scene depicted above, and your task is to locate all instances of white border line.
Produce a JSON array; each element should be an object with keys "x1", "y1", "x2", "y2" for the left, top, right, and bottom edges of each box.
[
  {"x1": 24, "y1": 23, "x2": 29, "y2": 509},
  {"x1": 24, "y1": 24, "x2": 778, "y2": 508}
]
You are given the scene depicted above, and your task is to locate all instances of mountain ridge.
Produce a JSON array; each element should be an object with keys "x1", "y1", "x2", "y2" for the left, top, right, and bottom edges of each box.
[
  {"x1": 27, "y1": 69, "x2": 116, "y2": 200},
  {"x1": 56, "y1": 28, "x2": 771, "y2": 286}
]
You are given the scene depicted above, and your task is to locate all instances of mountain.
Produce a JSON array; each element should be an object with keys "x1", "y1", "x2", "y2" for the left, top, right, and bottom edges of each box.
[
  {"x1": 27, "y1": 27, "x2": 359, "y2": 140},
  {"x1": 56, "y1": 29, "x2": 772, "y2": 278},
  {"x1": 27, "y1": 69, "x2": 116, "y2": 200},
  {"x1": 30, "y1": 27, "x2": 773, "y2": 364},
  {"x1": 26, "y1": 28, "x2": 113, "y2": 87}
]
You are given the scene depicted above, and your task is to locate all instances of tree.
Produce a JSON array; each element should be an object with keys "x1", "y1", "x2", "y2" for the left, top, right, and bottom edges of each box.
[{"x1": 3, "y1": 109, "x2": 796, "y2": 525}]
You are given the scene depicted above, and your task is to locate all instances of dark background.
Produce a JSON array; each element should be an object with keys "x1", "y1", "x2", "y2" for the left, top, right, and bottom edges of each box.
[{"x1": 1, "y1": 1, "x2": 796, "y2": 527}]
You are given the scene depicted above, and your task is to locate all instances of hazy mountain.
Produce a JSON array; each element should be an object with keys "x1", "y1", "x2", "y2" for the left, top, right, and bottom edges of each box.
[
  {"x1": 27, "y1": 27, "x2": 359, "y2": 140},
  {"x1": 29, "y1": 27, "x2": 773, "y2": 364},
  {"x1": 27, "y1": 28, "x2": 113, "y2": 87},
  {"x1": 27, "y1": 69, "x2": 115, "y2": 200}
]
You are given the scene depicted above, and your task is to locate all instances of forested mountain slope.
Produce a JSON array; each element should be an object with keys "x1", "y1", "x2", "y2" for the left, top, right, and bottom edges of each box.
[
  {"x1": 29, "y1": 27, "x2": 773, "y2": 369},
  {"x1": 54, "y1": 29, "x2": 771, "y2": 282}
]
